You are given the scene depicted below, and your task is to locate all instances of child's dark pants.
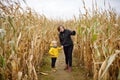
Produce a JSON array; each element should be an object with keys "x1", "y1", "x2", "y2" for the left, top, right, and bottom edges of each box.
[
  {"x1": 51, "y1": 58, "x2": 57, "y2": 68},
  {"x1": 63, "y1": 45, "x2": 73, "y2": 67}
]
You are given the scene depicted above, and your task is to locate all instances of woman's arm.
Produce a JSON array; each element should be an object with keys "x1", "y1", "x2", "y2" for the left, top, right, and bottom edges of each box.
[{"x1": 68, "y1": 30, "x2": 76, "y2": 35}]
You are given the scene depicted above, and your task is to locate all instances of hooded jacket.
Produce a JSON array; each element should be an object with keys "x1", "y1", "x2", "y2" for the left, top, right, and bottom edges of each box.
[
  {"x1": 59, "y1": 29, "x2": 76, "y2": 46},
  {"x1": 49, "y1": 47, "x2": 62, "y2": 58}
]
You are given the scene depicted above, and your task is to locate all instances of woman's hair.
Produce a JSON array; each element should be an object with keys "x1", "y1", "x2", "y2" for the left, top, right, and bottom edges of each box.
[{"x1": 57, "y1": 25, "x2": 65, "y2": 32}]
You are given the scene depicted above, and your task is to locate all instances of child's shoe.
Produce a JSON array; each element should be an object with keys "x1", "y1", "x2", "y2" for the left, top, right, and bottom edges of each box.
[{"x1": 52, "y1": 68, "x2": 57, "y2": 72}]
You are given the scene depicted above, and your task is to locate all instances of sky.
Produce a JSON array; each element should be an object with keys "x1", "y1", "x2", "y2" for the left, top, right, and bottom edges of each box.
[{"x1": 21, "y1": 0, "x2": 120, "y2": 20}]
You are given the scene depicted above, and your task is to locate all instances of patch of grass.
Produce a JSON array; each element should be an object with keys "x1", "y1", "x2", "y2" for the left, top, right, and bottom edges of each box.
[
  {"x1": 40, "y1": 55, "x2": 51, "y2": 71},
  {"x1": 38, "y1": 55, "x2": 54, "y2": 80}
]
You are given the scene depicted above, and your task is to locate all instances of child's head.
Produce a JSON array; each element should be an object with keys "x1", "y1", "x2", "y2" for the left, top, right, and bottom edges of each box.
[{"x1": 51, "y1": 40, "x2": 57, "y2": 47}]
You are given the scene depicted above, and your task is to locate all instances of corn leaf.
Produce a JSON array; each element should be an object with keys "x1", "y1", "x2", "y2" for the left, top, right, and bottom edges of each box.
[
  {"x1": 100, "y1": 50, "x2": 120, "y2": 79},
  {"x1": 118, "y1": 69, "x2": 120, "y2": 80},
  {"x1": 0, "y1": 55, "x2": 5, "y2": 68},
  {"x1": 92, "y1": 34, "x2": 97, "y2": 43}
]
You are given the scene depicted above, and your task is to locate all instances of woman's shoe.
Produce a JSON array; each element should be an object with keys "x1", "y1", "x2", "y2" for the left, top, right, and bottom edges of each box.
[
  {"x1": 64, "y1": 65, "x2": 68, "y2": 70},
  {"x1": 67, "y1": 67, "x2": 72, "y2": 72}
]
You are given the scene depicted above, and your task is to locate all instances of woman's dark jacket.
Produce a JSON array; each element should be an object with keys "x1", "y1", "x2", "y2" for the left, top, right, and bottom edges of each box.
[{"x1": 59, "y1": 29, "x2": 76, "y2": 46}]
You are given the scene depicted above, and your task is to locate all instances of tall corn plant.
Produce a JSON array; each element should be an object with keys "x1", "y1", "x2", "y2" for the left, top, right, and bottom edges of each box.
[
  {"x1": 0, "y1": 29, "x2": 6, "y2": 80},
  {"x1": 75, "y1": 0, "x2": 120, "y2": 80},
  {"x1": 0, "y1": 0, "x2": 60, "y2": 80}
]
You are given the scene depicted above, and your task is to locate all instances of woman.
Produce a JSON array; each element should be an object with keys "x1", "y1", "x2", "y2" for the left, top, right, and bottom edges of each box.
[{"x1": 57, "y1": 25, "x2": 76, "y2": 72}]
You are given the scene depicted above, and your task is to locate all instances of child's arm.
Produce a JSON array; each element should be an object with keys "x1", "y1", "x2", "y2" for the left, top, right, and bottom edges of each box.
[
  {"x1": 58, "y1": 46, "x2": 63, "y2": 50},
  {"x1": 49, "y1": 48, "x2": 54, "y2": 55}
]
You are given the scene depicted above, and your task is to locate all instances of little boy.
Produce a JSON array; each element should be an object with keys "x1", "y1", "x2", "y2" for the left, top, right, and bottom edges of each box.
[{"x1": 49, "y1": 40, "x2": 62, "y2": 72}]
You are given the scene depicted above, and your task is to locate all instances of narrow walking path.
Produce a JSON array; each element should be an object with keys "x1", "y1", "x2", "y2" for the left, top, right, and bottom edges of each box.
[
  {"x1": 38, "y1": 52, "x2": 92, "y2": 80},
  {"x1": 50, "y1": 52, "x2": 74, "y2": 80}
]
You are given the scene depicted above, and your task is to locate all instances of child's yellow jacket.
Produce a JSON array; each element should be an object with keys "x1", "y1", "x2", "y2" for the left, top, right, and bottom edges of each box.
[{"x1": 49, "y1": 47, "x2": 62, "y2": 58}]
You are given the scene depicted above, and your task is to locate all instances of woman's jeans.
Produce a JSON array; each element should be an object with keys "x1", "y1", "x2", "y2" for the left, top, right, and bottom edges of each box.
[{"x1": 63, "y1": 45, "x2": 73, "y2": 67}]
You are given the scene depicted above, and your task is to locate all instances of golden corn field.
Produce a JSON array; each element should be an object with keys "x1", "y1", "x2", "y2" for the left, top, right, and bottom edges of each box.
[{"x1": 0, "y1": 0, "x2": 120, "y2": 80}]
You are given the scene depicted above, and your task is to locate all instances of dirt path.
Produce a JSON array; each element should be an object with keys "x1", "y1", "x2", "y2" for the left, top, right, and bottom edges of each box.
[
  {"x1": 51, "y1": 52, "x2": 74, "y2": 80},
  {"x1": 38, "y1": 52, "x2": 92, "y2": 80}
]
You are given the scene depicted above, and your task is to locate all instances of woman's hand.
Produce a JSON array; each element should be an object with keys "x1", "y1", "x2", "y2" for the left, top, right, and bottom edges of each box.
[{"x1": 71, "y1": 30, "x2": 76, "y2": 35}]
